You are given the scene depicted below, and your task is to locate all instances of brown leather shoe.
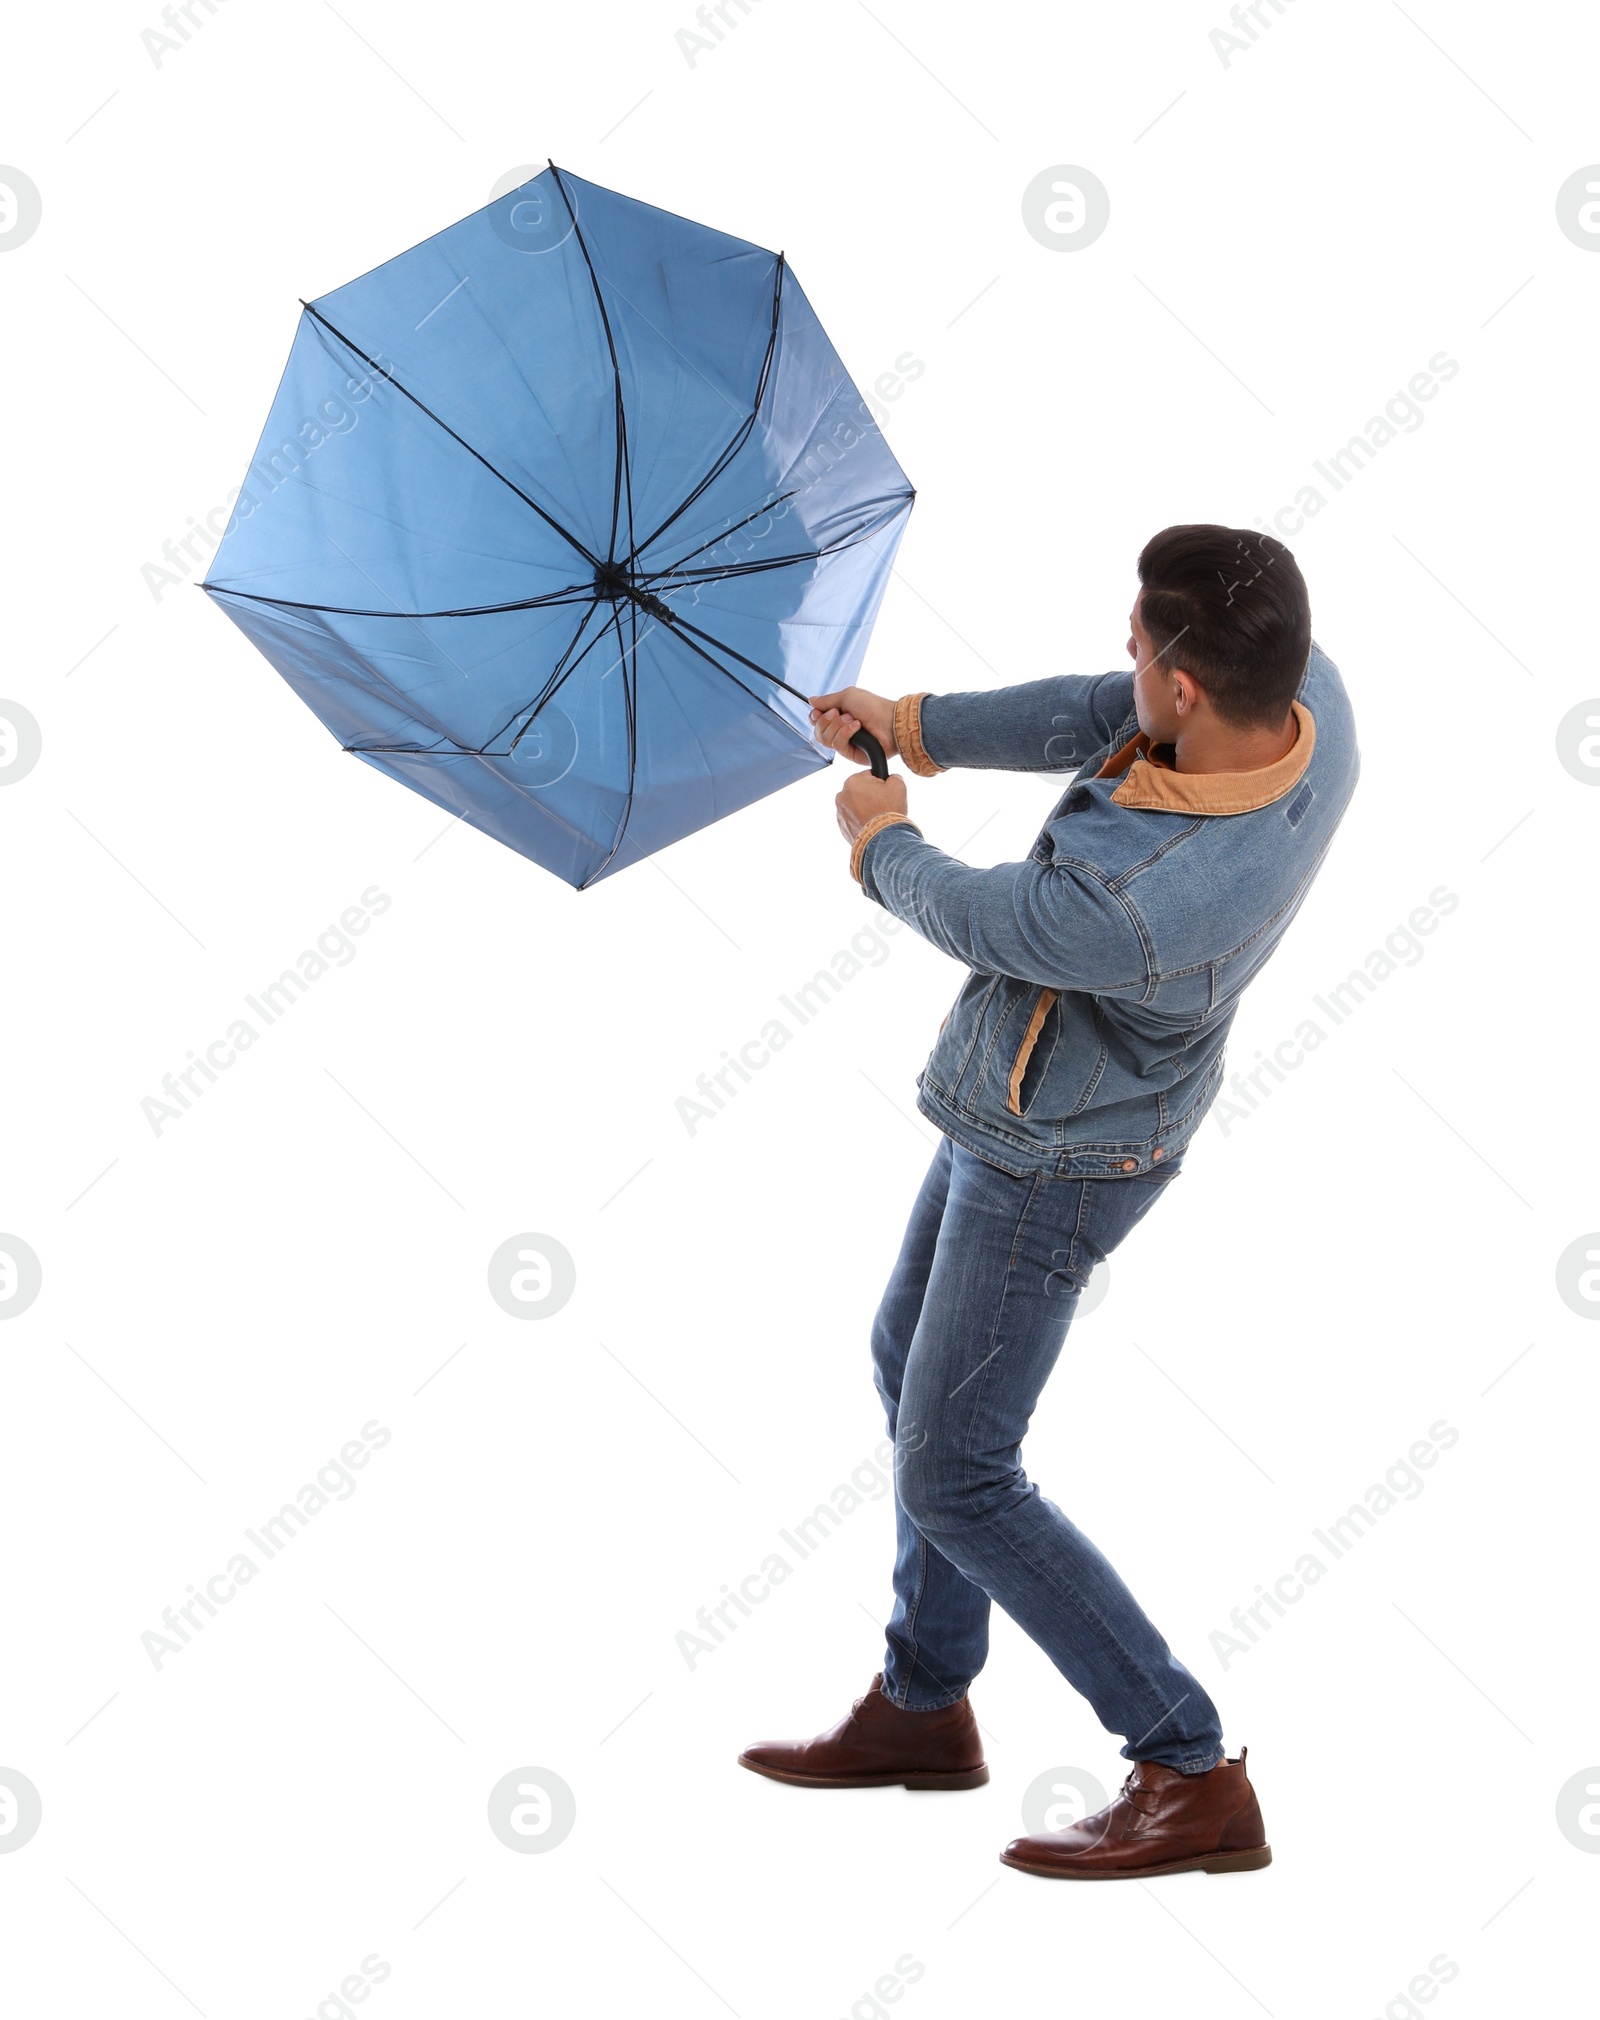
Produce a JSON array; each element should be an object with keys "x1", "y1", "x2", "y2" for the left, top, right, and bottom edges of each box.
[
  {"x1": 1001, "y1": 1749, "x2": 1271, "y2": 1879},
  {"x1": 738, "y1": 1674, "x2": 988, "y2": 1790}
]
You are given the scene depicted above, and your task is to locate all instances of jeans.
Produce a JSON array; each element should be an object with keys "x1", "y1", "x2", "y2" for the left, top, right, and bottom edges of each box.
[{"x1": 871, "y1": 1133, "x2": 1225, "y2": 1775}]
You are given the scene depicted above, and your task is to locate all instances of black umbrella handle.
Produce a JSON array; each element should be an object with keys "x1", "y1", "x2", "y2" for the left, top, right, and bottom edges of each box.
[{"x1": 849, "y1": 728, "x2": 890, "y2": 780}]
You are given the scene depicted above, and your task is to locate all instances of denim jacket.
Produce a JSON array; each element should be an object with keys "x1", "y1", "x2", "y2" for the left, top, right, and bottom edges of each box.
[{"x1": 853, "y1": 643, "x2": 1359, "y2": 1177}]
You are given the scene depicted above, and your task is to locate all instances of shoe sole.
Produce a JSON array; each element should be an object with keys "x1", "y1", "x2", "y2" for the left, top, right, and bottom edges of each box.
[
  {"x1": 737, "y1": 1754, "x2": 990, "y2": 1791},
  {"x1": 999, "y1": 1844, "x2": 1272, "y2": 1879}
]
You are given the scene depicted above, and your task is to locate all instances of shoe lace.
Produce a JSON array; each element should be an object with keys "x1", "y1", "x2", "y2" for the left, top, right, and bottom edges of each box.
[{"x1": 1120, "y1": 1769, "x2": 1160, "y2": 1815}]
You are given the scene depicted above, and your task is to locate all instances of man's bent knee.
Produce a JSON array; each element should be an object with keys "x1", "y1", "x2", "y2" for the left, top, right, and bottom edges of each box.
[{"x1": 897, "y1": 1441, "x2": 1023, "y2": 1537}]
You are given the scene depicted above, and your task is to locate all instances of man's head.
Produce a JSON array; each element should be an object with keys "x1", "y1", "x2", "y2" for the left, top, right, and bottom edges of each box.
[{"x1": 1128, "y1": 525, "x2": 1312, "y2": 745}]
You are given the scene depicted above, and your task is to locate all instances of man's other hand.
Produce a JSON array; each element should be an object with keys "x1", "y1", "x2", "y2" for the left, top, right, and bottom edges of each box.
[{"x1": 836, "y1": 770, "x2": 909, "y2": 846}]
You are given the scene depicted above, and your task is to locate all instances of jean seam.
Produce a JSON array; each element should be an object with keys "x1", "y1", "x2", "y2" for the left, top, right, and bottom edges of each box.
[
  {"x1": 884, "y1": 1137, "x2": 972, "y2": 1713},
  {"x1": 959, "y1": 1169, "x2": 1046, "y2": 1516},
  {"x1": 1067, "y1": 1172, "x2": 1091, "y2": 1285},
  {"x1": 889, "y1": 1530, "x2": 930, "y2": 1707},
  {"x1": 903, "y1": 1627, "x2": 977, "y2": 1710}
]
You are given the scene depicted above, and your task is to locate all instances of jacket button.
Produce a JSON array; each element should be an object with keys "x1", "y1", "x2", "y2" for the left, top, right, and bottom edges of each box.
[
  {"x1": 1121, "y1": 1159, "x2": 1137, "y2": 1172},
  {"x1": 1152, "y1": 1147, "x2": 1164, "y2": 1161}
]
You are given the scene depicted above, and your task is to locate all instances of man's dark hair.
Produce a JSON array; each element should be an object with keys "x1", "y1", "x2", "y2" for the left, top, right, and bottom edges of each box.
[{"x1": 1136, "y1": 524, "x2": 1312, "y2": 728}]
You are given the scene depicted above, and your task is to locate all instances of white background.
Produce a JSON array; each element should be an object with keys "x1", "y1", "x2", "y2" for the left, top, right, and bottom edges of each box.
[{"x1": 2, "y1": 1, "x2": 1596, "y2": 2014}]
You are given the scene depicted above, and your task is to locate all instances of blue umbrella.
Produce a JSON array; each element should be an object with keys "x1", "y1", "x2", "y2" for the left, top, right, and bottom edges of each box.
[{"x1": 203, "y1": 165, "x2": 914, "y2": 888}]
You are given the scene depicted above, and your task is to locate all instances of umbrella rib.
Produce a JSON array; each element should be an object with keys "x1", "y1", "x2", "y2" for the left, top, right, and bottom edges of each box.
[
  {"x1": 626, "y1": 254, "x2": 787, "y2": 565},
  {"x1": 200, "y1": 584, "x2": 594, "y2": 619},
  {"x1": 653, "y1": 616, "x2": 829, "y2": 772},
  {"x1": 642, "y1": 488, "x2": 801, "y2": 578},
  {"x1": 656, "y1": 613, "x2": 780, "y2": 711},
  {"x1": 580, "y1": 603, "x2": 641, "y2": 887},
  {"x1": 503, "y1": 597, "x2": 610, "y2": 751},
  {"x1": 655, "y1": 612, "x2": 829, "y2": 744},
  {"x1": 662, "y1": 609, "x2": 812, "y2": 705},
  {"x1": 649, "y1": 492, "x2": 915, "y2": 584},
  {"x1": 291, "y1": 522, "x2": 520, "y2": 755},
  {"x1": 548, "y1": 163, "x2": 637, "y2": 567},
  {"x1": 345, "y1": 739, "x2": 462, "y2": 754},
  {"x1": 343, "y1": 596, "x2": 610, "y2": 758},
  {"x1": 299, "y1": 300, "x2": 600, "y2": 569},
  {"x1": 664, "y1": 552, "x2": 862, "y2": 582}
]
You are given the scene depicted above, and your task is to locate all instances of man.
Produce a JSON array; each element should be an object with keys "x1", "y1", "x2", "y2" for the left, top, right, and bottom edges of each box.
[{"x1": 738, "y1": 525, "x2": 1358, "y2": 1880}]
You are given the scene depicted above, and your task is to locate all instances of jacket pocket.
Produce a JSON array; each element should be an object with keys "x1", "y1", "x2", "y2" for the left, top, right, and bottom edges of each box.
[{"x1": 1006, "y1": 988, "x2": 1059, "y2": 1116}]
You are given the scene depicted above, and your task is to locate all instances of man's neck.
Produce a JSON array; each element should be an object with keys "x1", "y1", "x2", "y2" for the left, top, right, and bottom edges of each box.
[{"x1": 1168, "y1": 707, "x2": 1298, "y2": 776}]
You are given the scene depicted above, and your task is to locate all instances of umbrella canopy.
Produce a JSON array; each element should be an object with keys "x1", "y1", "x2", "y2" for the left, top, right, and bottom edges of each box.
[{"x1": 203, "y1": 165, "x2": 915, "y2": 888}]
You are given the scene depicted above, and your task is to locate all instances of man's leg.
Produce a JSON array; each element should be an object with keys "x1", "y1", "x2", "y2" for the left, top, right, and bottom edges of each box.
[
  {"x1": 895, "y1": 1144, "x2": 1225, "y2": 1774},
  {"x1": 735, "y1": 1136, "x2": 991, "y2": 1791},
  {"x1": 869, "y1": 1135, "x2": 994, "y2": 1709}
]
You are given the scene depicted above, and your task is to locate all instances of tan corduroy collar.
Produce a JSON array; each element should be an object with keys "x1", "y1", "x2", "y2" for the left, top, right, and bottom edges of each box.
[{"x1": 1094, "y1": 700, "x2": 1315, "y2": 815}]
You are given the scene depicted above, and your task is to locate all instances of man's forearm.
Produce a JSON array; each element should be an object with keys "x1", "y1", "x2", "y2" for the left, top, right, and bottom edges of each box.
[
  {"x1": 853, "y1": 817, "x2": 1145, "y2": 993},
  {"x1": 906, "y1": 671, "x2": 1136, "y2": 776}
]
